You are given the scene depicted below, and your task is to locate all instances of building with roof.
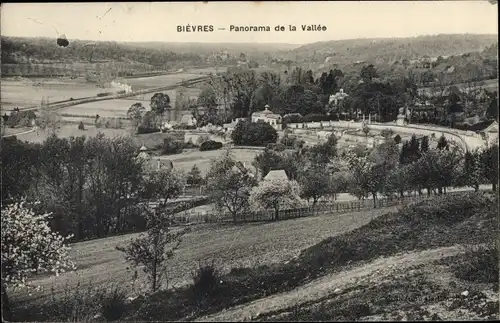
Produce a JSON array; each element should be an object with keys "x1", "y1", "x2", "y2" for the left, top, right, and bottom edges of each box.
[
  {"x1": 263, "y1": 169, "x2": 289, "y2": 182},
  {"x1": 483, "y1": 120, "x2": 499, "y2": 146},
  {"x1": 251, "y1": 105, "x2": 282, "y2": 130}
]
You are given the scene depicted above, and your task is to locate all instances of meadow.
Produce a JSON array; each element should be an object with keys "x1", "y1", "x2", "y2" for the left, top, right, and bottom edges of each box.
[
  {"x1": 0, "y1": 77, "x2": 112, "y2": 113},
  {"x1": 158, "y1": 147, "x2": 262, "y2": 176},
  {"x1": 11, "y1": 207, "x2": 398, "y2": 304}
]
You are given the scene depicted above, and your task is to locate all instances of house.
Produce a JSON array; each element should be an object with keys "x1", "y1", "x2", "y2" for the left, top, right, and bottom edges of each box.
[
  {"x1": 328, "y1": 89, "x2": 349, "y2": 107},
  {"x1": 484, "y1": 120, "x2": 499, "y2": 146},
  {"x1": 223, "y1": 118, "x2": 246, "y2": 133},
  {"x1": 251, "y1": 105, "x2": 282, "y2": 130},
  {"x1": 263, "y1": 169, "x2": 289, "y2": 182}
]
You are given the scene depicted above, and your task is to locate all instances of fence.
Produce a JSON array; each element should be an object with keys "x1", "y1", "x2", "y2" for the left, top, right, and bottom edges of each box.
[{"x1": 170, "y1": 194, "x2": 433, "y2": 226}]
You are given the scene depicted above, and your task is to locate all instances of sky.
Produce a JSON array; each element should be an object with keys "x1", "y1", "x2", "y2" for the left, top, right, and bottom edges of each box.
[{"x1": 1, "y1": 1, "x2": 498, "y2": 44}]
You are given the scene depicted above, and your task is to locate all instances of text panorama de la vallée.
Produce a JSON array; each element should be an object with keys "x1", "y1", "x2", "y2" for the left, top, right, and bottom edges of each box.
[{"x1": 177, "y1": 24, "x2": 327, "y2": 32}]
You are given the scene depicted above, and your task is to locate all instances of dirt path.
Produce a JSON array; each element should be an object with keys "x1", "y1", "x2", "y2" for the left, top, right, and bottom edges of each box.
[{"x1": 195, "y1": 245, "x2": 465, "y2": 322}]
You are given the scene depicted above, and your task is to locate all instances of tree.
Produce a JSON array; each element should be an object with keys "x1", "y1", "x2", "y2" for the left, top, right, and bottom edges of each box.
[
  {"x1": 127, "y1": 103, "x2": 146, "y2": 129},
  {"x1": 37, "y1": 98, "x2": 61, "y2": 135},
  {"x1": 117, "y1": 209, "x2": 189, "y2": 292},
  {"x1": 437, "y1": 134, "x2": 449, "y2": 150},
  {"x1": 297, "y1": 164, "x2": 331, "y2": 207},
  {"x1": 420, "y1": 136, "x2": 430, "y2": 153},
  {"x1": 249, "y1": 179, "x2": 302, "y2": 220},
  {"x1": 306, "y1": 133, "x2": 338, "y2": 165},
  {"x1": 186, "y1": 165, "x2": 204, "y2": 186},
  {"x1": 117, "y1": 168, "x2": 188, "y2": 292},
  {"x1": 486, "y1": 96, "x2": 498, "y2": 120},
  {"x1": 362, "y1": 124, "x2": 370, "y2": 137},
  {"x1": 458, "y1": 150, "x2": 484, "y2": 191},
  {"x1": 481, "y1": 144, "x2": 499, "y2": 191},
  {"x1": 360, "y1": 64, "x2": 378, "y2": 82},
  {"x1": 1, "y1": 201, "x2": 76, "y2": 321},
  {"x1": 150, "y1": 93, "x2": 171, "y2": 119},
  {"x1": 197, "y1": 87, "x2": 218, "y2": 109},
  {"x1": 205, "y1": 152, "x2": 257, "y2": 222},
  {"x1": 394, "y1": 134, "x2": 402, "y2": 144}
]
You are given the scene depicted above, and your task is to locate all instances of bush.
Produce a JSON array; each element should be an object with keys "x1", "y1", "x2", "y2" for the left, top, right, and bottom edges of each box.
[
  {"x1": 162, "y1": 136, "x2": 184, "y2": 155},
  {"x1": 101, "y1": 287, "x2": 127, "y2": 321},
  {"x1": 449, "y1": 243, "x2": 498, "y2": 286},
  {"x1": 192, "y1": 261, "x2": 221, "y2": 300},
  {"x1": 78, "y1": 121, "x2": 85, "y2": 130},
  {"x1": 137, "y1": 126, "x2": 160, "y2": 134},
  {"x1": 11, "y1": 281, "x2": 127, "y2": 322},
  {"x1": 394, "y1": 134, "x2": 402, "y2": 144},
  {"x1": 97, "y1": 92, "x2": 112, "y2": 97},
  {"x1": 200, "y1": 140, "x2": 223, "y2": 151}
]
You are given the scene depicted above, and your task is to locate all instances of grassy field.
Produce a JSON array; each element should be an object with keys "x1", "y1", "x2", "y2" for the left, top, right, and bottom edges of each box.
[
  {"x1": 11, "y1": 207, "x2": 397, "y2": 304},
  {"x1": 118, "y1": 71, "x2": 213, "y2": 91},
  {"x1": 158, "y1": 148, "x2": 261, "y2": 176},
  {"x1": 10, "y1": 124, "x2": 130, "y2": 143},
  {"x1": 59, "y1": 99, "x2": 137, "y2": 118}
]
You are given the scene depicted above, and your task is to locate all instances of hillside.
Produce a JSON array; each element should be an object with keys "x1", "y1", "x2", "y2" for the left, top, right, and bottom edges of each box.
[{"x1": 286, "y1": 34, "x2": 498, "y2": 66}]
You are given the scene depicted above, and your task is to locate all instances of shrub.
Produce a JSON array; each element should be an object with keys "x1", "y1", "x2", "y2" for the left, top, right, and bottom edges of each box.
[
  {"x1": 192, "y1": 261, "x2": 221, "y2": 300},
  {"x1": 449, "y1": 243, "x2": 498, "y2": 286},
  {"x1": 200, "y1": 140, "x2": 223, "y2": 151},
  {"x1": 78, "y1": 121, "x2": 85, "y2": 130},
  {"x1": 101, "y1": 287, "x2": 127, "y2": 321},
  {"x1": 394, "y1": 134, "x2": 402, "y2": 144},
  {"x1": 97, "y1": 92, "x2": 112, "y2": 97},
  {"x1": 137, "y1": 126, "x2": 160, "y2": 134},
  {"x1": 162, "y1": 136, "x2": 184, "y2": 155}
]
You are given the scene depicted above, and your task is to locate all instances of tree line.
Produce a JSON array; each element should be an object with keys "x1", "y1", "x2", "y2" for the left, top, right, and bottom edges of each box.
[{"x1": 0, "y1": 134, "x2": 195, "y2": 242}]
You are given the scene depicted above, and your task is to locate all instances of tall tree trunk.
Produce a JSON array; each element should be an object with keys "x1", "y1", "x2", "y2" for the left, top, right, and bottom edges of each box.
[
  {"x1": 372, "y1": 192, "x2": 377, "y2": 208},
  {"x1": 493, "y1": 183, "x2": 497, "y2": 192},
  {"x1": 274, "y1": 208, "x2": 279, "y2": 221}
]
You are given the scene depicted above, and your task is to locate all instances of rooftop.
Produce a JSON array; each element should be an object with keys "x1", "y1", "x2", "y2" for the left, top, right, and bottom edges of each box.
[{"x1": 263, "y1": 169, "x2": 288, "y2": 181}]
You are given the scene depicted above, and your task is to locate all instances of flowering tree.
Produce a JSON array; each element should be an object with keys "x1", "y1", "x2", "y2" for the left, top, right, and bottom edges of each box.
[
  {"x1": 1, "y1": 201, "x2": 76, "y2": 321},
  {"x1": 249, "y1": 179, "x2": 303, "y2": 220}
]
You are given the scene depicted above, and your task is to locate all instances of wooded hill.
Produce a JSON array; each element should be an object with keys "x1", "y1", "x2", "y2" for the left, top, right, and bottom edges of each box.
[{"x1": 284, "y1": 34, "x2": 498, "y2": 66}]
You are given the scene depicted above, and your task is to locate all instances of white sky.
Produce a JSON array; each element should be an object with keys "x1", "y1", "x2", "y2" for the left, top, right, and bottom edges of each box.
[{"x1": 1, "y1": 1, "x2": 498, "y2": 44}]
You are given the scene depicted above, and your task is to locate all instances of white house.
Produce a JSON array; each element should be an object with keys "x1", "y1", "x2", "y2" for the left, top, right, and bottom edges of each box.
[{"x1": 251, "y1": 105, "x2": 282, "y2": 130}]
